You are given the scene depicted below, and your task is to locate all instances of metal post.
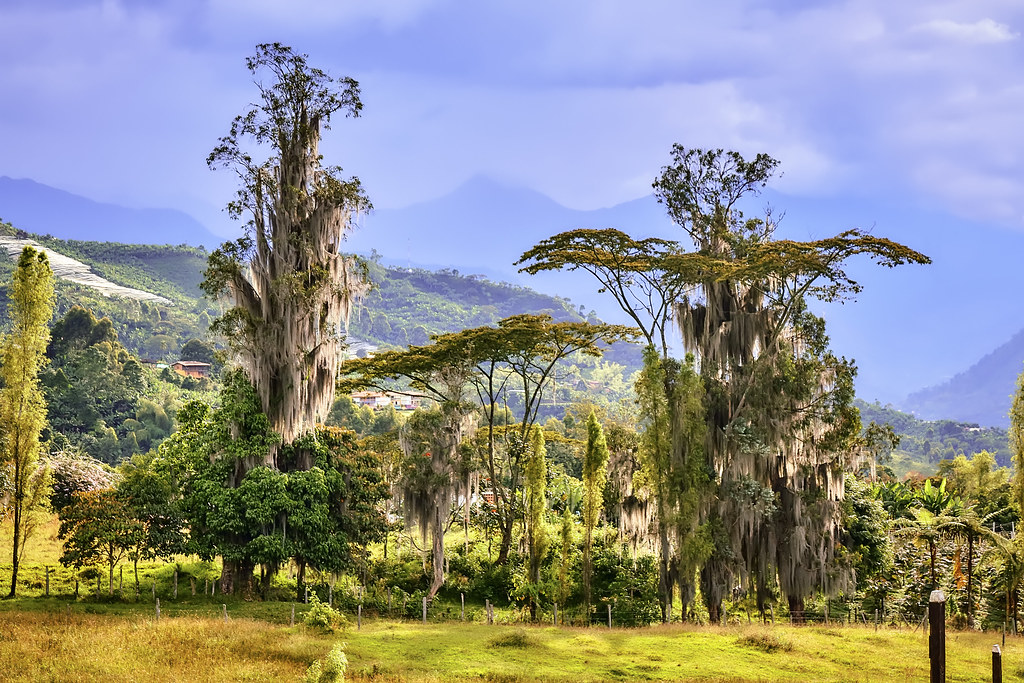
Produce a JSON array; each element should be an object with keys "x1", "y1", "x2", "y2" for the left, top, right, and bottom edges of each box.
[
  {"x1": 993, "y1": 644, "x2": 1002, "y2": 683},
  {"x1": 929, "y1": 590, "x2": 946, "y2": 683}
]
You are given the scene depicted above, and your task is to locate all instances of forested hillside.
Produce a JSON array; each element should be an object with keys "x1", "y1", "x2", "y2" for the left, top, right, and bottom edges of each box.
[{"x1": 857, "y1": 399, "x2": 1010, "y2": 476}]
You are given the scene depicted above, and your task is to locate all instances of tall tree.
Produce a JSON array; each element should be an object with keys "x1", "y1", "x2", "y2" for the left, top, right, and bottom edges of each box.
[
  {"x1": 1010, "y1": 365, "x2": 1024, "y2": 515},
  {"x1": 202, "y1": 43, "x2": 370, "y2": 461},
  {"x1": 520, "y1": 146, "x2": 929, "y2": 621},
  {"x1": 1, "y1": 246, "x2": 55, "y2": 597},
  {"x1": 581, "y1": 410, "x2": 609, "y2": 617},
  {"x1": 525, "y1": 424, "x2": 549, "y2": 619}
]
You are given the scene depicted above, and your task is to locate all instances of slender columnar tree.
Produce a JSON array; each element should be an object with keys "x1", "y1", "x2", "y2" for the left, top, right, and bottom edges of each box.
[
  {"x1": 1, "y1": 246, "x2": 55, "y2": 597},
  {"x1": 203, "y1": 43, "x2": 370, "y2": 464},
  {"x1": 581, "y1": 410, "x2": 609, "y2": 616}
]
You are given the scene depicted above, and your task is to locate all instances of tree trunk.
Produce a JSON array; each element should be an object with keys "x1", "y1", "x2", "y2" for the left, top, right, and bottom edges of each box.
[
  {"x1": 658, "y1": 524, "x2": 672, "y2": 623},
  {"x1": 966, "y1": 534, "x2": 974, "y2": 628},
  {"x1": 296, "y1": 560, "x2": 306, "y2": 603},
  {"x1": 427, "y1": 504, "x2": 445, "y2": 602},
  {"x1": 497, "y1": 520, "x2": 513, "y2": 565},
  {"x1": 788, "y1": 594, "x2": 805, "y2": 625},
  {"x1": 7, "y1": 489, "x2": 21, "y2": 597},
  {"x1": 930, "y1": 539, "x2": 938, "y2": 590},
  {"x1": 223, "y1": 558, "x2": 255, "y2": 597}
]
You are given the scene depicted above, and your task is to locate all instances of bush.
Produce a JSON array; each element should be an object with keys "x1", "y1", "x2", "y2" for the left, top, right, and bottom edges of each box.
[
  {"x1": 304, "y1": 594, "x2": 347, "y2": 633},
  {"x1": 305, "y1": 642, "x2": 347, "y2": 683}
]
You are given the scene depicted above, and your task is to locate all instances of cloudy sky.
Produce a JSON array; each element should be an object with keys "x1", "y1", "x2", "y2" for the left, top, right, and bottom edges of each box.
[
  {"x1": 2, "y1": 0, "x2": 1021, "y2": 229},
  {"x1": 2, "y1": 0, "x2": 1023, "y2": 405}
]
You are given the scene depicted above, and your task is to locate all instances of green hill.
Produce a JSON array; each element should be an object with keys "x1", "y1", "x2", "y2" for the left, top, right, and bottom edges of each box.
[{"x1": 857, "y1": 399, "x2": 1011, "y2": 478}]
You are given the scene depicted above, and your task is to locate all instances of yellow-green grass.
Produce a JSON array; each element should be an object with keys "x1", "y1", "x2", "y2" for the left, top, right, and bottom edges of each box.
[
  {"x1": 0, "y1": 609, "x2": 333, "y2": 682},
  {"x1": 0, "y1": 604, "x2": 1017, "y2": 682},
  {"x1": 338, "y1": 621, "x2": 1012, "y2": 682}
]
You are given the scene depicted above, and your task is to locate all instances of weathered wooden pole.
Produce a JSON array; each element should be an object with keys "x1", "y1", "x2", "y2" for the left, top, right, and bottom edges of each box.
[
  {"x1": 173, "y1": 570, "x2": 178, "y2": 599},
  {"x1": 422, "y1": 596, "x2": 427, "y2": 624},
  {"x1": 993, "y1": 644, "x2": 1002, "y2": 683},
  {"x1": 155, "y1": 598, "x2": 161, "y2": 620},
  {"x1": 222, "y1": 604, "x2": 228, "y2": 622},
  {"x1": 290, "y1": 604, "x2": 295, "y2": 626},
  {"x1": 358, "y1": 604, "x2": 362, "y2": 630},
  {"x1": 929, "y1": 590, "x2": 946, "y2": 683},
  {"x1": 191, "y1": 577, "x2": 196, "y2": 596},
  {"x1": 553, "y1": 602, "x2": 558, "y2": 626},
  {"x1": 607, "y1": 603, "x2": 612, "y2": 628},
  {"x1": 461, "y1": 593, "x2": 465, "y2": 621}
]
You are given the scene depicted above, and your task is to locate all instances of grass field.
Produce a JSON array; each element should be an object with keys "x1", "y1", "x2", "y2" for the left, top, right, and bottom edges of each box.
[
  {"x1": 0, "y1": 598, "x2": 1018, "y2": 682},
  {"x1": 1, "y1": 517, "x2": 1017, "y2": 681}
]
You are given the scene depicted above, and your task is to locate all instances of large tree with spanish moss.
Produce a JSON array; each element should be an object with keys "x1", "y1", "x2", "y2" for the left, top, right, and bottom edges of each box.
[
  {"x1": 519, "y1": 146, "x2": 930, "y2": 621},
  {"x1": 202, "y1": 43, "x2": 370, "y2": 467}
]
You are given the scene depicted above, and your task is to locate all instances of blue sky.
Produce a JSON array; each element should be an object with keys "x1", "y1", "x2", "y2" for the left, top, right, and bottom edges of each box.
[{"x1": 2, "y1": 0, "x2": 1023, "y2": 407}]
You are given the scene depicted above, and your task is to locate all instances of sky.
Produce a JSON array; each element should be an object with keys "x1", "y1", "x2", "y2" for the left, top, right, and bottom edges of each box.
[{"x1": 2, "y1": 0, "x2": 1023, "y2": 406}]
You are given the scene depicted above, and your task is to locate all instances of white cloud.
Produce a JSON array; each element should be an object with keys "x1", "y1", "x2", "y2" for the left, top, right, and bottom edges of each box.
[{"x1": 914, "y1": 17, "x2": 1019, "y2": 43}]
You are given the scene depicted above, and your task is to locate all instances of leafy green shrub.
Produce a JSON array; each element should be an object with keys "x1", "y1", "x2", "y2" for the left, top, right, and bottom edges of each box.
[
  {"x1": 304, "y1": 594, "x2": 347, "y2": 632},
  {"x1": 305, "y1": 642, "x2": 347, "y2": 682}
]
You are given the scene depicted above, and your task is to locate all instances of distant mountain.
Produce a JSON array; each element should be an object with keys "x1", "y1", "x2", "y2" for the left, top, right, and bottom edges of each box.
[
  {"x1": 348, "y1": 176, "x2": 675, "y2": 325},
  {"x1": 0, "y1": 176, "x2": 220, "y2": 248},
  {"x1": 902, "y1": 328, "x2": 1024, "y2": 429}
]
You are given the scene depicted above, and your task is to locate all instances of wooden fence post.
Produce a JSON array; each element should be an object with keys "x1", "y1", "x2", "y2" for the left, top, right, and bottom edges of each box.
[
  {"x1": 461, "y1": 593, "x2": 465, "y2": 621},
  {"x1": 173, "y1": 570, "x2": 178, "y2": 599},
  {"x1": 152, "y1": 580, "x2": 156, "y2": 600},
  {"x1": 993, "y1": 644, "x2": 1002, "y2": 683},
  {"x1": 155, "y1": 598, "x2": 160, "y2": 620},
  {"x1": 291, "y1": 604, "x2": 295, "y2": 626},
  {"x1": 358, "y1": 604, "x2": 362, "y2": 630},
  {"x1": 422, "y1": 596, "x2": 427, "y2": 624},
  {"x1": 222, "y1": 604, "x2": 228, "y2": 622},
  {"x1": 554, "y1": 602, "x2": 558, "y2": 626},
  {"x1": 929, "y1": 590, "x2": 946, "y2": 683},
  {"x1": 607, "y1": 603, "x2": 612, "y2": 628}
]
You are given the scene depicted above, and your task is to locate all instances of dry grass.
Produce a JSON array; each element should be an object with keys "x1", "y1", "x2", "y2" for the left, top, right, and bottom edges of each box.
[{"x1": 0, "y1": 608, "x2": 332, "y2": 682}]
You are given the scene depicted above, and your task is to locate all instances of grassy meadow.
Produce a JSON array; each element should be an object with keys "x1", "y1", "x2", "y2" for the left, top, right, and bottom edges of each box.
[
  {"x1": 1, "y1": 517, "x2": 1018, "y2": 681},
  {"x1": 0, "y1": 597, "x2": 1019, "y2": 682}
]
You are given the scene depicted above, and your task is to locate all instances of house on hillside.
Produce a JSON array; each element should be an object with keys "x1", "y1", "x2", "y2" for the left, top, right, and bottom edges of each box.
[
  {"x1": 352, "y1": 391, "x2": 392, "y2": 409},
  {"x1": 171, "y1": 360, "x2": 212, "y2": 379},
  {"x1": 351, "y1": 390, "x2": 429, "y2": 410}
]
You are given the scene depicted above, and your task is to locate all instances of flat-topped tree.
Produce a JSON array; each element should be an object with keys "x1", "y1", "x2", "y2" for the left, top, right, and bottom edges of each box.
[
  {"x1": 340, "y1": 313, "x2": 637, "y2": 586},
  {"x1": 519, "y1": 146, "x2": 930, "y2": 622},
  {"x1": 203, "y1": 43, "x2": 369, "y2": 466}
]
